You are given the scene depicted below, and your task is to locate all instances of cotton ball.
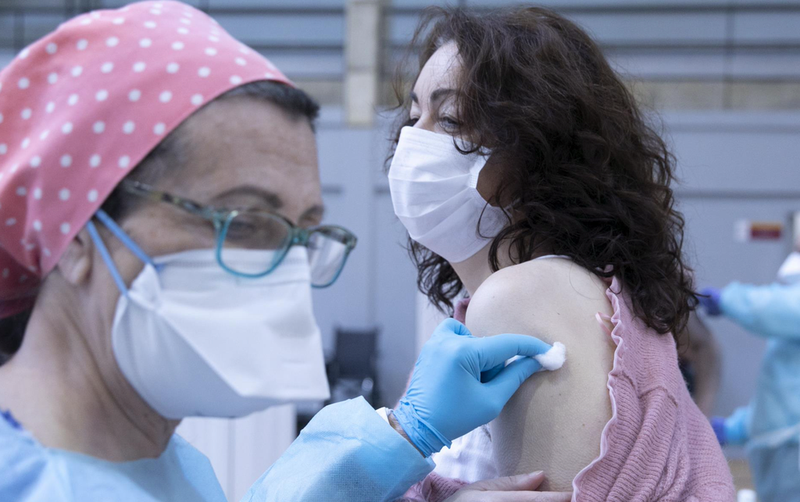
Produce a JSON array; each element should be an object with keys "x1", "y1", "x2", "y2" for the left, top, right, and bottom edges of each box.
[{"x1": 534, "y1": 341, "x2": 566, "y2": 371}]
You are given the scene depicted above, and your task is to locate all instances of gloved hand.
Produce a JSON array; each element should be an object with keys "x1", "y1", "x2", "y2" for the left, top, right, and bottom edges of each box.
[
  {"x1": 698, "y1": 287, "x2": 723, "y2": 316},
  {"x1": 392, "y1": 319, "x2": 556, "y2": 457},
  {"x1": 711, "y1": 407, "x2": 750, "y2": 447},
  {"x1": 710, "y1": 416, "x2": 727, "y2": 445}
]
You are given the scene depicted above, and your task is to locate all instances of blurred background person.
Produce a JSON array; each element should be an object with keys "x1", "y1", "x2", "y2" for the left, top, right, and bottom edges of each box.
[{"x1": 700, "y1": 246, "x2": 800, "y2": 502}]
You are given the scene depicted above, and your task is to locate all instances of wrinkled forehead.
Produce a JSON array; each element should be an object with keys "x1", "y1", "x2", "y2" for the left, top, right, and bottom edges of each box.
[{"x1": 164, "y1": 96, "x2": 322, "y2": 212}]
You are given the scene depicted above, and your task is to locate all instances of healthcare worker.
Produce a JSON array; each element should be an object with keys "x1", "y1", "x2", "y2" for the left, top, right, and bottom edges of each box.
[
  {"x1": 0, "y1": 3, "x2": 567, "y2": 501},
  {"x1": 700, "y1": 250, "x2": 800, "y2": 502}
]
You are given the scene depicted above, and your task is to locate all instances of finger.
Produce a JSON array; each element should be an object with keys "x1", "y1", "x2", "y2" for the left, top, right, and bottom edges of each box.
[
  {"x1": 436, "y1": 318, "x2": 473, "y2": 338},
  {"x1": 481, "y1": 364, "x2": 504, "y2": 383},
  {"x1": 485, "y1": 357, "x2": 543, "y2": 402},
  {"x1": 473, "y1": 334, "x2": 553, "y2": 371}
]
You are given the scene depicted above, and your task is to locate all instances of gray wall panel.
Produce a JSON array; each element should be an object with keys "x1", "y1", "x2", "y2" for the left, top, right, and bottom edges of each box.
[
  {"x1": 256, "y1": 52, "x2": 343, "y2": 78},
  {"x1": 729, "y1": 50, "x2": 800, "y2": 79},
  {"x1": 666, "y1": 113, "x2": 800, "y2": 193},
  {"x1": 213, "y1": 13, "x2": 343, "y2": 46},
  {"x1": 568, "y1": 11, "x2": 728, "y2": 45},
  {"x1": 387, "y1": 13, "x2": 423, "y2": 45},
  {"x1": 734, "y1": 11, "x2": 800, "y2": 44},
  {"x1": 0, "y1": 16, "x2": 13, "y2": 46},
  {"x1": 609, "y1": 48, "x2": 727, "y2": 79}
]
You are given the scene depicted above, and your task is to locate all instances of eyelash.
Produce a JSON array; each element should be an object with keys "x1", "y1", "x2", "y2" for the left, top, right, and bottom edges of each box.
[
  {"x1": 440, "y1": 116, "x2": 460, "y2": 130},
  {"x1": 404, "y1": 116, "x2": 461, "y2": 130}
]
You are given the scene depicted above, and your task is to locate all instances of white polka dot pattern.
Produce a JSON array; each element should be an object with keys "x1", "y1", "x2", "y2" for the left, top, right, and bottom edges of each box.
[{"x1": 0, "y1": 0, "x2": 292, "y2": 316}]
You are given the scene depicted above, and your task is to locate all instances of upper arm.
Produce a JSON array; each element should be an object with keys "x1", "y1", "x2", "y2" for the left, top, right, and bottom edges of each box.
[
  {"x1": 465, "y1": 259, "x2": 615, "y2": 491},
  {"x1": 721, "y1": 281, "x2": 800, "y2": 340}
]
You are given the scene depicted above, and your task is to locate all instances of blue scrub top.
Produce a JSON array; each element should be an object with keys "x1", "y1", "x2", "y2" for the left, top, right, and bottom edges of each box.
[
  {"x1": 0, "y1": 397, "x2": 434, "y2": 502},
  {"x1": 721, "y1": 281, "x2": 800, "y2": 437},
  {"x1": 720, "y1": 281, "x2": 800, "y2": 502}
]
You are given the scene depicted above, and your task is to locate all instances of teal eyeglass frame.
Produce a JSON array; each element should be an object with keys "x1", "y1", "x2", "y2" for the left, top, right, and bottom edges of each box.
[{"x1": 119, "y1": 180, "x2": 358, "y2": 288}]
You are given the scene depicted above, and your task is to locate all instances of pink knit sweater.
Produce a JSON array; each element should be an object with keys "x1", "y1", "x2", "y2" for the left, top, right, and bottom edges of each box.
[{"x1": 402, "y1": 277, "x2": 735, "y2": 502}]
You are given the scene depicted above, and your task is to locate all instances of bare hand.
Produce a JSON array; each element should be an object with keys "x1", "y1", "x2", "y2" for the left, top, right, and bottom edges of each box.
[{"x1": 443, "y1": 472, "x2": 573, "y2": 501}]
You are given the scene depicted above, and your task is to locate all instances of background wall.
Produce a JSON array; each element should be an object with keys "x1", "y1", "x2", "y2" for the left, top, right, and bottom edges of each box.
[{"x1": 2, "y1": 0, "x2": 799, "y2": 498}]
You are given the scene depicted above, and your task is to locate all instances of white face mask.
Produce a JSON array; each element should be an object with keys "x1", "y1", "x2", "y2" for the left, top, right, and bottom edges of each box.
[
  {"x1": 109, "y1": 246, "x2": 330, "y2": 419},
  {"x1": 388, "y1": 126, "x2": 507, "y2": 264},
  {"x1": 777, "y1": 251, "x2": 800, "y2": 285},
  {"x1": 82, "y1": 205, "x2": 333, "y2": 420}
]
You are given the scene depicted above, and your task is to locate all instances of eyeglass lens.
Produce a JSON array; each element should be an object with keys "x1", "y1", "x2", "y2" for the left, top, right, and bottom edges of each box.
[{"x1": 218, "y1": 211, "x2": 351, "y2": 286}]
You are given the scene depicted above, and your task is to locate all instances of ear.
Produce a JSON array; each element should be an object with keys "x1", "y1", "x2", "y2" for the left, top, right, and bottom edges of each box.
[{"x1": 56, "y1": 227, "x2": 94, "y2": 286}]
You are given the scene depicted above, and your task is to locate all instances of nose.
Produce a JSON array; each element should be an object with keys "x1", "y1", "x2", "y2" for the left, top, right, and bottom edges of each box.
[{"x1": 412, "y1": 113, "x2": 437, "y2": 133}]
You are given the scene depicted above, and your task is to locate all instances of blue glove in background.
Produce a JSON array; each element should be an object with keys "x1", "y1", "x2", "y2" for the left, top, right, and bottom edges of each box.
[
  {"x1": 711, "y1": 416, "x2": 727, "y2": 445},
  {"x1": 724, "y1": 406, "x2": 752, "y2": 445},
  {"x1": 711, "y1": 406, "x2": 752, "y2": 447},
  {"x1": 393, "y1": 319, "x2": 554, "y2": 457},
  {"x1": 699, "y1": 287, "x2": 723, "y2": 316}
]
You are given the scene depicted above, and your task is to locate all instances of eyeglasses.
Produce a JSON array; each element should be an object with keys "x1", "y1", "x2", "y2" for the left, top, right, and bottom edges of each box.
[{"x1": 120, "y1": 180, "x2": 357, "y2": 288}]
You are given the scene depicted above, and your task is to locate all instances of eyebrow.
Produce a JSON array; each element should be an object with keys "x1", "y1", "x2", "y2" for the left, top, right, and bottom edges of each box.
[
  {"x1": 409, "y1": 88, "x2": 456, "y2": 106},
  {"x1": 212, "y1": 186, "x2": 284, "y2": 210},
  {"x1": 301, "y1": 204, "x2": 326, "y2": 223},
  {"x1": 212, "y1": 185, "x2": 325, "y2": 222}
]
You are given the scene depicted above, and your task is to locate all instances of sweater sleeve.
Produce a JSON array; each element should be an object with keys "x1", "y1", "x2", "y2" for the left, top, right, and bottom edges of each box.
[
  {"x1": 720, "y1": 281, "x2": 800, "y2": 340},
  {"x1": 241, "y1": 397, "x2": 434, "y2": 502}
]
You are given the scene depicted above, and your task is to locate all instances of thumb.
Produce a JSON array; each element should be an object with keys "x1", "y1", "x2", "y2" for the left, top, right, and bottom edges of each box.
[
  {"x1": 435, "y1": 318, "x2": 473, "y2": 338},
  {"x1": 469, "y1": 472, "x2": 545, "y2": 492},
  {"x1": 485, "y1": 357, "x2": 542, "y2": 402}
]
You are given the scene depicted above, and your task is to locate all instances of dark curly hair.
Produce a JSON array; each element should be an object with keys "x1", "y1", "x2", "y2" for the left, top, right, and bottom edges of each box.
[{"x1": 391, "y1": 6, "x2": 697, "y2": 338}]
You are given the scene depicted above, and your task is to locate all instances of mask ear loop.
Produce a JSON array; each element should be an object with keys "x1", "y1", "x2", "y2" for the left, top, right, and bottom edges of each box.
[
  {"x1": 94, "y1": 210, "x2": 159, "y2": 271},
  {"x1": 85, "y1": 209, "x2": 162, "y2": 296},
  {"x1": 86, "y1": 219, "x2": 129, "y2": 295}
]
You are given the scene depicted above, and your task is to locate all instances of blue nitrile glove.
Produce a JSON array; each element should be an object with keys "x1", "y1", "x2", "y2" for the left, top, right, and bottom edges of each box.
[
  {"x1": 699, "y1": 287, "x2": 723, "y2": 316},
  {"x1": 711, "y1": 407, "x2": 751, "y2": 447},
  {"x1": 392, "y1": 319, "x2": 555, "y2": 457},
  {"x1": 724, "y1": 406, "x2": 751, "y2": 445},
  {"x1": 711, "y1": 416, "x2": 727, "y2": 445}
]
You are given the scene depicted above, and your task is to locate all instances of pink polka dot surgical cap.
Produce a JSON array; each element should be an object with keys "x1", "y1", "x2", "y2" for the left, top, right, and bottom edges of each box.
[{"x1": 0, "y1": 1, "x2": 292, "y2": 318}]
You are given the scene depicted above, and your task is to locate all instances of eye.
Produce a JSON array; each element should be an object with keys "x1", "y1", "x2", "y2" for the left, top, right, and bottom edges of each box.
[
  {"x1": 405, "y1": 116, "x2": 419, "y2": 127},
  {"x1": 439, "y1": 116, "x2": 461, "y2": 132}
]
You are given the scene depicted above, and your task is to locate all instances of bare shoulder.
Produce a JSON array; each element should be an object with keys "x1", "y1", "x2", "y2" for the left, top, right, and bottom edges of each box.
[
  {"x1": 465, "y1": 257, "x2": 613, "y2": 342},
  {"x1": 466, "y1": 258, "x2": 616, "y2": 491}
]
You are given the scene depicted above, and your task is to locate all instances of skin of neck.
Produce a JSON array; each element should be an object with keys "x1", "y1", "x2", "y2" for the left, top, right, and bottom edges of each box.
[
  {"x1": 451, "y1": 237, "x2": 552, "y2": 297},
  {"x1": 0, "y1": 274, "x2": 178, "y2": 461},
  {"x1": 452, "y1": 239, "x2": 521, "y2": 297},
  {"x1": 451, "y1": 242, "x2": 498, "y2": 297}
]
